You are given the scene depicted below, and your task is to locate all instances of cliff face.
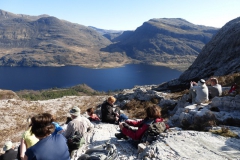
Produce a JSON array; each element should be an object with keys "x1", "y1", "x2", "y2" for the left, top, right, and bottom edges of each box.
[
  {"x1": 154, "y1": 17, "x2": 240, "y2": 91},
  {"x1": 179, "y1": 17, "x2": 240, "y2": 81}
]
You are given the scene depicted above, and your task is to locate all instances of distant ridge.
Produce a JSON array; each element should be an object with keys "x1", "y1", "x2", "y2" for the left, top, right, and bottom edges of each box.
[
  {"x1": 100, "y1": 18, "x2": 219, "y2": 70},
  {"x1": 0, "y1": 9, "x2": 130, "y2": 68},
  {"x1": 0, "y1": 9, "x2": 219, "y2": 70}
]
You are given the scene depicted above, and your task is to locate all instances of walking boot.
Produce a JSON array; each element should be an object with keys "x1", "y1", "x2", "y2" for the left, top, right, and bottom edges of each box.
[{"x1": 115, "y1": 133, "x2": 128, "y2": 140}]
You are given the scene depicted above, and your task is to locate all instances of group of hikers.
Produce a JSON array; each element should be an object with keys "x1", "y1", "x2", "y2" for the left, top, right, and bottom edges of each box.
[
  {"x1": 187, "y1": 77, "x2": 223, "y2": 104},
  {"x1": 0, "y1": 96, "x2": 167, "y2": 160},
  {"x1": 0, "y1": 77, "x2": 238, "y2": 160}
]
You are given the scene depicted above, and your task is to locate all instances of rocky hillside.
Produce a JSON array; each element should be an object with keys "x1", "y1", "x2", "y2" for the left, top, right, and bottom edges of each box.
[
  {"x1": 0, "y1": 9, "x2": 130, "y2": 68},
  {"x1": 0, "y1": 86, "x2": 240, "y2": 159},
  {"x1": 0, "y1": 9, "x2": 219, "y2": 70},
  {"x1": 154, "y1": 17, "x2": 240, "y2": 91},
  {"x1": 101, "y1": 18, "x2": 218, "y2": 70}
]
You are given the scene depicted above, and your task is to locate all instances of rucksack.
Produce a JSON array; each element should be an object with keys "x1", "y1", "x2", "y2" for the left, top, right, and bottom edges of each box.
[
  {"x1": 140, "y1": 121, "x2": 167, "y2": 144},
  {"x1": 67, "y1": 131, "x2": 85, "y2": 151},
  {"x1": 78, "y1": 141, "x2": 119, "y2": 160}
]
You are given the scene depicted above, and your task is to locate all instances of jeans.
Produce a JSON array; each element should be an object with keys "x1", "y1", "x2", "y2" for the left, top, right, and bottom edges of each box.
[{"x1": 118, "y1": 114, "x2": 128, "y2": 122}]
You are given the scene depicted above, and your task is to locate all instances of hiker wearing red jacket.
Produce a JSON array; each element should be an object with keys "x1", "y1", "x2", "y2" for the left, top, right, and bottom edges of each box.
[{"x1": 115, "y1": 105, "x2": 168, "y2": 140}]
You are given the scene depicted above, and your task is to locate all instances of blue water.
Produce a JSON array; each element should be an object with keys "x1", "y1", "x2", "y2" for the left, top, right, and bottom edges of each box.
[{"x1": 0, "y1": 64, "x2": 182, "y2": 91}]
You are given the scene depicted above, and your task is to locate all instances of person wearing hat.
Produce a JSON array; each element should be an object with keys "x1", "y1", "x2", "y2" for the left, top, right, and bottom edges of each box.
[
  {"x1": 0, "y1": 141, "x2": 17, "y2": 160},
  {"x1": 63, "y1": 106, "x2": 94, "y2": 155},
  {"x1": 188, "y1": 79, "x2": 209, "y2": 104}
]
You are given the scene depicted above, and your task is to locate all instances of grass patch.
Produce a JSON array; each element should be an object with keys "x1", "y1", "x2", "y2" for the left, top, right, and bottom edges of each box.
[
  {"x1": 210, "y1": 127, "x2": 239, "y2": 138},
  {"x1": 16, "y1": 84, "x2": 115, "y2": 101},
  {"x1": 121, "y1": 98, "x2": 166, "y2": 119},
  {"x1": 0, "y1": 90, "x2": 19, "y2": 100}
]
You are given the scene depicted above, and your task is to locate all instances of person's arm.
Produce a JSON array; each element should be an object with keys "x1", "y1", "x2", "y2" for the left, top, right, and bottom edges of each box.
[
  {"x1": 125, "y1": 119, "x2": 143, "y2": 127},
  {"x1": 52, "y1": 122, "x2": 63, "y2": 134},
  {"x1": 20, "y1": 138, "x2": 27, "y2": 160},
  {"x1": 86, "y1": 118, "x2": 94, "y2": 131},
  {"x1": 23, "y1": 155, "x2": 28, "y2": 160},
  {"x1": 62, "y1": 122, "x2": 74, "y2": 138},
  {"x1": 93, "y1": 114, "x2": 101, "y2": 121}
]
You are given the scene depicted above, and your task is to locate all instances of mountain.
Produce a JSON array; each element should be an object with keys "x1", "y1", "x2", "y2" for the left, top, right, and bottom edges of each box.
[
  {"x1": 0, "y1": 9, "x2": 218, "y2": 70},
  {"x1": 0, "y1": 9, "x2": 130, "y2": 68},
  {"x1": 179, "y1": 17, "x2": 240, "y2": 80},
  {"x1": 101, "y1": 18, "x2": 219, "y2": 70},
  {"x1": 154, "y1": 17, "x2": 240, "y2": 91}
]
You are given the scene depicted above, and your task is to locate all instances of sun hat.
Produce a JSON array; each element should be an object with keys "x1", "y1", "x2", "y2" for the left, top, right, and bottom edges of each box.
[
  {"x1": 199, "y1": 79, "x2": 206, "y2": 83},
  {"x1": 69, "y1": 106, "x2": 80, "y2": 116},
  {"x1": 3, "y1": 141, "x2": 12, "y2": 151}
]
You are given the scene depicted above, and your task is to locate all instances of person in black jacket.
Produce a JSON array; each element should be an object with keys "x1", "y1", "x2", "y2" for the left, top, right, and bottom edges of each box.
[
  {"x1": 0, "y1": 141, "x2": 17, "y2": 160},
  {"x1": 101, "y1": 96, "x2": 128, "y2": 124}
]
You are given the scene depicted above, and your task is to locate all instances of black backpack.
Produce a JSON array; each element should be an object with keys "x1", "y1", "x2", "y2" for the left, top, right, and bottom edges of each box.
[
  {"x1": 78, "y1": 141, "x2": 119, "y2": 160},
  {"x1": 67, "y1": 131, "x2": 85, "y2": 151},
  {"x1": 140, "y1": 121, "x2": 167, "y2": 144}
]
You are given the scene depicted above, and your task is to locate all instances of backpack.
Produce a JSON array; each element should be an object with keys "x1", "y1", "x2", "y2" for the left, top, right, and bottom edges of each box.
[
  {"x1": 78, "y1": 142, "x2": 119, "y2": 160},
  {"x1": 67, "y1": 131, "x2": 85, "y2": 151},
  {"x1": 140, "y1": 121, "x2": 167, "y2": 144}
]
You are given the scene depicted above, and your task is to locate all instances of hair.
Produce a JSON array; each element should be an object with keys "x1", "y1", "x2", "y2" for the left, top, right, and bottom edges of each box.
[
  {"x1": 86, "y1": 107, "x2": 94, "y2": 115},
  {"x1": 65, "y1": 117, "x2": 72, "y2": 124},
  {"x1": 211, "y1": 78, "x2": 218, "y2": 84},
  {"x1": 146, "y1": 105, "x2": 161, "y2": 119},
  {"x1": 107, "y1": 96, "x2": 116, "y2": 103},
  {"x1": 30, "y1": 113, "x2": 55, "y2": 138}
]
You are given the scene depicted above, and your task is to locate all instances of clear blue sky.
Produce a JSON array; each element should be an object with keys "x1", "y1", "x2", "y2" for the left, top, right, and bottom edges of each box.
[{"x1": 0, "y1": 0, "x2": 240, "y2": 30}]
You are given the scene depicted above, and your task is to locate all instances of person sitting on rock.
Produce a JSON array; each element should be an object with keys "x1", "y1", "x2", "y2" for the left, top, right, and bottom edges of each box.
[
  {"x1": 228, "y1": 83, "x2": 239, "y2": 95},
  {"x1": 101, "y1": 96, "x2": 128, "y2": 124},
  {"x1": 0, "y1": 141, "x2": 18, "y2": 160},
  {"x1": 115, "y1": 105, "x2": 166, "y2": 141},
  {"x1": 86, "y1": 107, "x2": 100, "y2": 121},
  {"x1": 206, "y1": 77, "x2": 222, "y2": 99},
  {"x1": 19, "y1": 117, "x2": 39, "y2": 160},
  {"x1": 188, "y1": 79, "x2": 209, "y2": 104},
  {"x1": 24, "y1": 113, "x2": 70, "y2": 160},
  {"x1": 63, "y1": 106, "x2": 94, "y2": 156}
]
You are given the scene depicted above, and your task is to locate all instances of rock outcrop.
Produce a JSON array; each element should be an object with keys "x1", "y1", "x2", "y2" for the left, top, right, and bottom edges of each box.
[{"x1": 0, "y1": 85, "x2": 240, "y2": 159}]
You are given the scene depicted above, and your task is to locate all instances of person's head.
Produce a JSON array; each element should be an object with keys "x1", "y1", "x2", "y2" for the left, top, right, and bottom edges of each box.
[
  {"x1": 30, "y1": 113, "x2": 55, "y2": 139},
  {"x1": 86, "y1": 107, "x2": 94, "y2": 116},
  {"x1": 145, "y1": 105, "x2": 161, "y2": 119},
  {"x1": 210, "y1": 78, "x2": 218, "y2": 86},
  {"x1": 3, "y1": 141, "x2": 13, "y2": 151},
  {"x1": 107, "y1": 96, "x2": 116, "y2": 105},
  {"x1": 198, "y1": 79, "x2": 206, "y2": 86},
  {"x1": 69, "y1": 106, "x2": 81, "y2": 118}
]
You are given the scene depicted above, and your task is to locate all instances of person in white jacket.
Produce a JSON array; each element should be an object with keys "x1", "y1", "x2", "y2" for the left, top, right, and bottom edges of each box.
[
  {"x1": 188, "y1": 79, "x2": 209, "y2": 104},
  {"x1": 63, "y1": 106, "x2": 94, "y2": 158}
]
